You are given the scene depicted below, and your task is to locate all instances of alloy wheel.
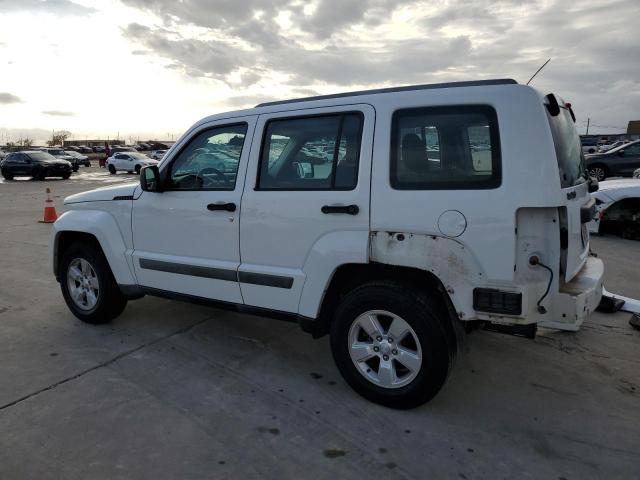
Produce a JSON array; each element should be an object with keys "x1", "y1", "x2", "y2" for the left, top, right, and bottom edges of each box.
[
  {"x1": 347, "y1": 310, "x2": 422, "y2": 389},
  {"x1": 67, "y1": 258, "x2": 100, "y2": 311}
]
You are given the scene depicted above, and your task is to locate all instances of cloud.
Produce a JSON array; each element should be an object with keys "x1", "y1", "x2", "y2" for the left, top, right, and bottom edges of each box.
[
  {"x1": 0, "y1": 92, "x2": 22, "y2": 104},
  {"x1": 120, "y1": 0, "x2": 638, "y2": 131},
  {"x1": 0, "y1": 0, "x2": 96, "y2": 15},
  {"x1": 42, "y1": 110, "x2": 75, "y2": 116}
]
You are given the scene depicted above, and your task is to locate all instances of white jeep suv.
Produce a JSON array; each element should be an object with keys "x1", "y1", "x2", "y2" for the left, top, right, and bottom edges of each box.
[{"x1": 50, "y1": 79, "x2": 604, "y2": 408}]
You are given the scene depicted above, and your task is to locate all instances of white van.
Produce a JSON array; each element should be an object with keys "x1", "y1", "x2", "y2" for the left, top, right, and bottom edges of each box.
[{"x1": 50, "y1": 79, "x2": 603, "y2": 408}]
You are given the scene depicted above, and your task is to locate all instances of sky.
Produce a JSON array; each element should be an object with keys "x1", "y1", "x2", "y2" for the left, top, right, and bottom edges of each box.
[{"x1": 0, "y1": 0, "x2": 638, "y2": 145}]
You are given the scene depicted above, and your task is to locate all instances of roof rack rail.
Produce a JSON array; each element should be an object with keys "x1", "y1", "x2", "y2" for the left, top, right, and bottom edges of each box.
[{"x1": 256, "y1": 79, "x2": 518, "y2": 108}]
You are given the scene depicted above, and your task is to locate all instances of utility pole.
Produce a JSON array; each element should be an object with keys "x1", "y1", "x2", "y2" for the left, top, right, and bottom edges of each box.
[{"x1": 586, "y1": 118, "x2": 590, "y2": 135}]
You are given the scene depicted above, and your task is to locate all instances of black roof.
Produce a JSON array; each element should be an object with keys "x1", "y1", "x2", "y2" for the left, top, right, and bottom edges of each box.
[{"x1": 256, "y1": 79, "x2": 518, "y2": 108}]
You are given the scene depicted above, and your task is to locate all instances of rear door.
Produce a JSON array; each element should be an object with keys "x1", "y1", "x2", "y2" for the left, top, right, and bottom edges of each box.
[{"x1": 239, "y1": 105, "x2": 374, "y2": 313}]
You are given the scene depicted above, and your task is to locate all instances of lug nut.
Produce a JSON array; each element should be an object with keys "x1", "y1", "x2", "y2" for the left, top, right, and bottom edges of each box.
[
  {"x1": 392, "y1": 349, "x2": 398, "y2": 355},
  {"x1": 388, "y1": 337, "x2": 393, "y2": 343},
  {"x1": 376, "y1": 336, "x2": 382, "y2": 342},
  {"x1": 383, "y1": 355, "x2": 389, "y2": 361},
  {"x1": 373, "y1": 346, "x2": 379, "y2": 352}
]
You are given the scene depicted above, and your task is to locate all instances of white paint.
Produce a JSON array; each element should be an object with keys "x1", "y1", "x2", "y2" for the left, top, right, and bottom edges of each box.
[{"x1": 50, "y1": 81, "x2": 604, "y2": 332}]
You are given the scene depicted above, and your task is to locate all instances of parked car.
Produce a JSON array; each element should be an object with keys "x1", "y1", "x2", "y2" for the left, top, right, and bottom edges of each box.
[
  {"x1": 93, "y1": 146, "x2": 105, "y2": 153},
  {"x1": 43, "y1": 148, "x2": 79, "y2": 171},
  {"x1": 149, "y1": 149, "x2": 167, "y2": 160},
  {"x1": 106, "y1": 152, "x2": 159, "y2": 174},
  {"x1": 76, "y1": 146, "x2": 93, "y2": 154},
  {"x1": 581, "y1": 137, "x2": 598, "y2": 154},
  {"x1": 598, "y1": 140, "x2": 628, "y2": 153},
  {"x1": 585, "y1": 139, "x2": 640, "y2": 181},
  {"x1": 588, "y1": 179, "x2": 640, "y2": 240},
  {"x1": 64, "y1": 145, "x2": 80, "y2": 152},
  {"x1": 1, "y1": 150, "x2": 71, "y2": 180},
  {"x1": 138, "y1": 142, "x2": 150, "y2": 150},
  {"x1": 50, "y1": 79, "x2": 603, "y2": 409},
  {"x1": 64, "y1": 150, "x2": 91, "y2": 167}
]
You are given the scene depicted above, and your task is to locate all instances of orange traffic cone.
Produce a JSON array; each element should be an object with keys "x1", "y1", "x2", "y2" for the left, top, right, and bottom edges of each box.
[{"x1": 40, "y1": 188, "x2": 58, "y2": 223}]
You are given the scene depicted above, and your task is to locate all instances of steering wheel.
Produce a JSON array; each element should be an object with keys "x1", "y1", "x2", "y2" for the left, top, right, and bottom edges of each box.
[{"x1": 197, "y1": 167, "x2": 230, "y2": 187}]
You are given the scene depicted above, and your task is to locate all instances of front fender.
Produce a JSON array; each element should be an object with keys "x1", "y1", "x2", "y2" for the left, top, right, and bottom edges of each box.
[{"x1": 50, "y1": 209, "x2": 137, "y2": 286}]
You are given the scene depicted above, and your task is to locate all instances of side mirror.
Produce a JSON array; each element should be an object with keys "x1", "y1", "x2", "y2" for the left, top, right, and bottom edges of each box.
[{"x1": 140, "y1": 165, "x2": 162, "y2": 192}]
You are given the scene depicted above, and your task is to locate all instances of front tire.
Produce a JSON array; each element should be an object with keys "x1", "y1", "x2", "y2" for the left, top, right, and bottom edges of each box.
[
  {"x1": 134, "y1": 164, "x2": 141, "y2": 174},
  {"x1": 60, "y1": 242, "x2": 127, "y2": 324},
  {"x1": 1, "y1": 169, "x2": 13, "y2": 180},
  {"x1": 588, "y1": 165, "x2": 608, "y2": 181},
  {"x1": 330, "y1": 282, "x2": 453, "y2": 409},
  {"x1": 108, "y1": 164, "x2": 116, "y2": 175}
]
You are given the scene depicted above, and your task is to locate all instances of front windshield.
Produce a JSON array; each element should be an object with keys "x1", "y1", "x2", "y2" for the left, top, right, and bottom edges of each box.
[{"x1": 546, "y1": 98, "x2": 585, "y2": 187}]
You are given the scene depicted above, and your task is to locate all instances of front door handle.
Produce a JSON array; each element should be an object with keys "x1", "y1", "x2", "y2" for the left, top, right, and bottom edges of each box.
[
  {"x1": 321, "y1": 204, "x2": 359, "y2": 215},
  {"x1": 207, "y1": 202, "x2": 236, "y2": 212}
]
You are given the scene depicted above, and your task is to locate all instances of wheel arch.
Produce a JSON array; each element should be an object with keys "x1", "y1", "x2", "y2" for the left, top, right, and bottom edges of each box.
[
  {"x1": 51, "y1": 210, "x2": 136, "y2": 286},
  {"x1": 304, "y1": 262, "x2": 463, "y2": 358}
]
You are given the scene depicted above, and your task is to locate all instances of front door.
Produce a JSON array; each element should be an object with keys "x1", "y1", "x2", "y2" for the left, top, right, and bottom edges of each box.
[
  {"x1": 239, "y1": 105, "x2": 374, "y2": 313},
  {"x1": 132, "y1": 116, "x2": 257, "y2": 302}
]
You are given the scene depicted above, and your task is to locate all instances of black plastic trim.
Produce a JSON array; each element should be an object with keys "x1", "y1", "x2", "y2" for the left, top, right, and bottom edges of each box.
[
  {"x1": 256, "y1": 79, "x2": 518, "y2": 107},
  {"x1": 238, "y1": 271, "x2": 294, "y2": 289},
  {"x1": 138, "y1": 258, "x2": 294, "y2": 289},
  {"x1": 139, "y1": 258, "x2": 237, "y2": 282},
  {"x1": 112, "y1": 195, "x2": 134, "y2": 201}
]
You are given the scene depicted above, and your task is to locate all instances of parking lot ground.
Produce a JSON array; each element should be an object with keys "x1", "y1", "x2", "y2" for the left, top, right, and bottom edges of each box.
[{"x1": 0, "y1": 168, "x2": 639, "y2": 479}]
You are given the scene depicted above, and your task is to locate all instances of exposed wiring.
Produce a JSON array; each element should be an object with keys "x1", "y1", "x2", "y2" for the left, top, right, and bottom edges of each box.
[{"x1": 529, "y1": 256, "x2": 554, "y2": 314}]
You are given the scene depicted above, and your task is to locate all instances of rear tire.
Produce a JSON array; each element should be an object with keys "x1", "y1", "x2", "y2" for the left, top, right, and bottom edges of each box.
[
  {"x1": 134, "y1": 164, "x2": 141, "y2": 174},
  {"x1": 62, "y1": 172, "x2": 71, "y2": 180},
  {"x1": 330, "y1": 281, "x2": 453, "y2": 409},
  {"x1": 1, "y1": 169, "x2": 13, "y2": 180},
  {"x1": 72, "y1": 165, "x2": 79, "y2": 172},
  {"x1": 59, "y1": 242, "x2": 127, "y2": 324},
  {"x1": 108, "y1": 164, "x2": 116, "y2": 175}
]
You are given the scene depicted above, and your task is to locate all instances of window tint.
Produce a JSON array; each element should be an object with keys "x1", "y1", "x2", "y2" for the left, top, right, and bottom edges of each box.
[
  {"x1": 257, "y1": 113, "x2": 362, "y2": 190},
  {"x1": 115, "y1": 154, "x2": 128, "y2": 160},
  {"x1": 391, "y1": 105, "x2": 501, "y2": 190},
  {"x1": 169, "y1": 123, "x2": 247, "y2": 191}
]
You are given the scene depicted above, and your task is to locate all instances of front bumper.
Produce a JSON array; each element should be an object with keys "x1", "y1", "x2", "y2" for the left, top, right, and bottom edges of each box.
[{"x1": 539, "y1": 256, "x2": 604, "y2": 331}]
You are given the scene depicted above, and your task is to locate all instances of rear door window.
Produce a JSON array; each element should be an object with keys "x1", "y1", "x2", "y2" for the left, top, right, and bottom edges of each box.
[
  {"x1": 257, "y1": 113, "x2": 363, "y2": 190},
  {"x1": 390, "y1": 105, "x2": 501, "y2": 190}
]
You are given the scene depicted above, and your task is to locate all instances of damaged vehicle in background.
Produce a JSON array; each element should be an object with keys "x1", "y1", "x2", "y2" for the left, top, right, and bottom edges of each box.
[
  {"x1": 588, "y1": 179, "x2": 640, "y2": 240},
  {"x1": 50, "y1": 79, "x2": 603, "y2": 409}
]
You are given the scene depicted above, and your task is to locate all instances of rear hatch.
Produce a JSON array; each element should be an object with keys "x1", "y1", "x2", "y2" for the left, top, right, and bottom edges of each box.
[{"x1": 545, "y1": 94, "x2": 591, "y2": 281}]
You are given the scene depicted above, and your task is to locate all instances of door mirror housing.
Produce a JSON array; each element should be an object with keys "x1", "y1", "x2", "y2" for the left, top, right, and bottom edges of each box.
[
  {"x1": 140, "y1": 165, "x2": 162, "y2": 192},
  {"x1": 293, "y1": 161, "x2": 314, "y2": 179}
]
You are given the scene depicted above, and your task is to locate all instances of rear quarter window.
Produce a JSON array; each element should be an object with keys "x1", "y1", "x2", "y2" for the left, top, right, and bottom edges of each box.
[{"x1": 390, "y1": 105, "x2": 501, "y2": 190}]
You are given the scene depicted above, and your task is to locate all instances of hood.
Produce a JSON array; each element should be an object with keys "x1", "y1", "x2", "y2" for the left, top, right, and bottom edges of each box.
[
  {"x1": 64, "y1": 183, "x2": 139, "y2": 204},
  {"x1": 42, "y1": 159, "x2": 72, "y2": 166}
]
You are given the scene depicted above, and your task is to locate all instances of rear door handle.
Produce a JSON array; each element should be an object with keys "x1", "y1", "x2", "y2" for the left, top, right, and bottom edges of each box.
[
  {"x1": 321, "y1": 204, "x2": 359, "y2": 215},
  {"x1": 207, "y1": 202, "x2": 236, "y2": 212}
]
